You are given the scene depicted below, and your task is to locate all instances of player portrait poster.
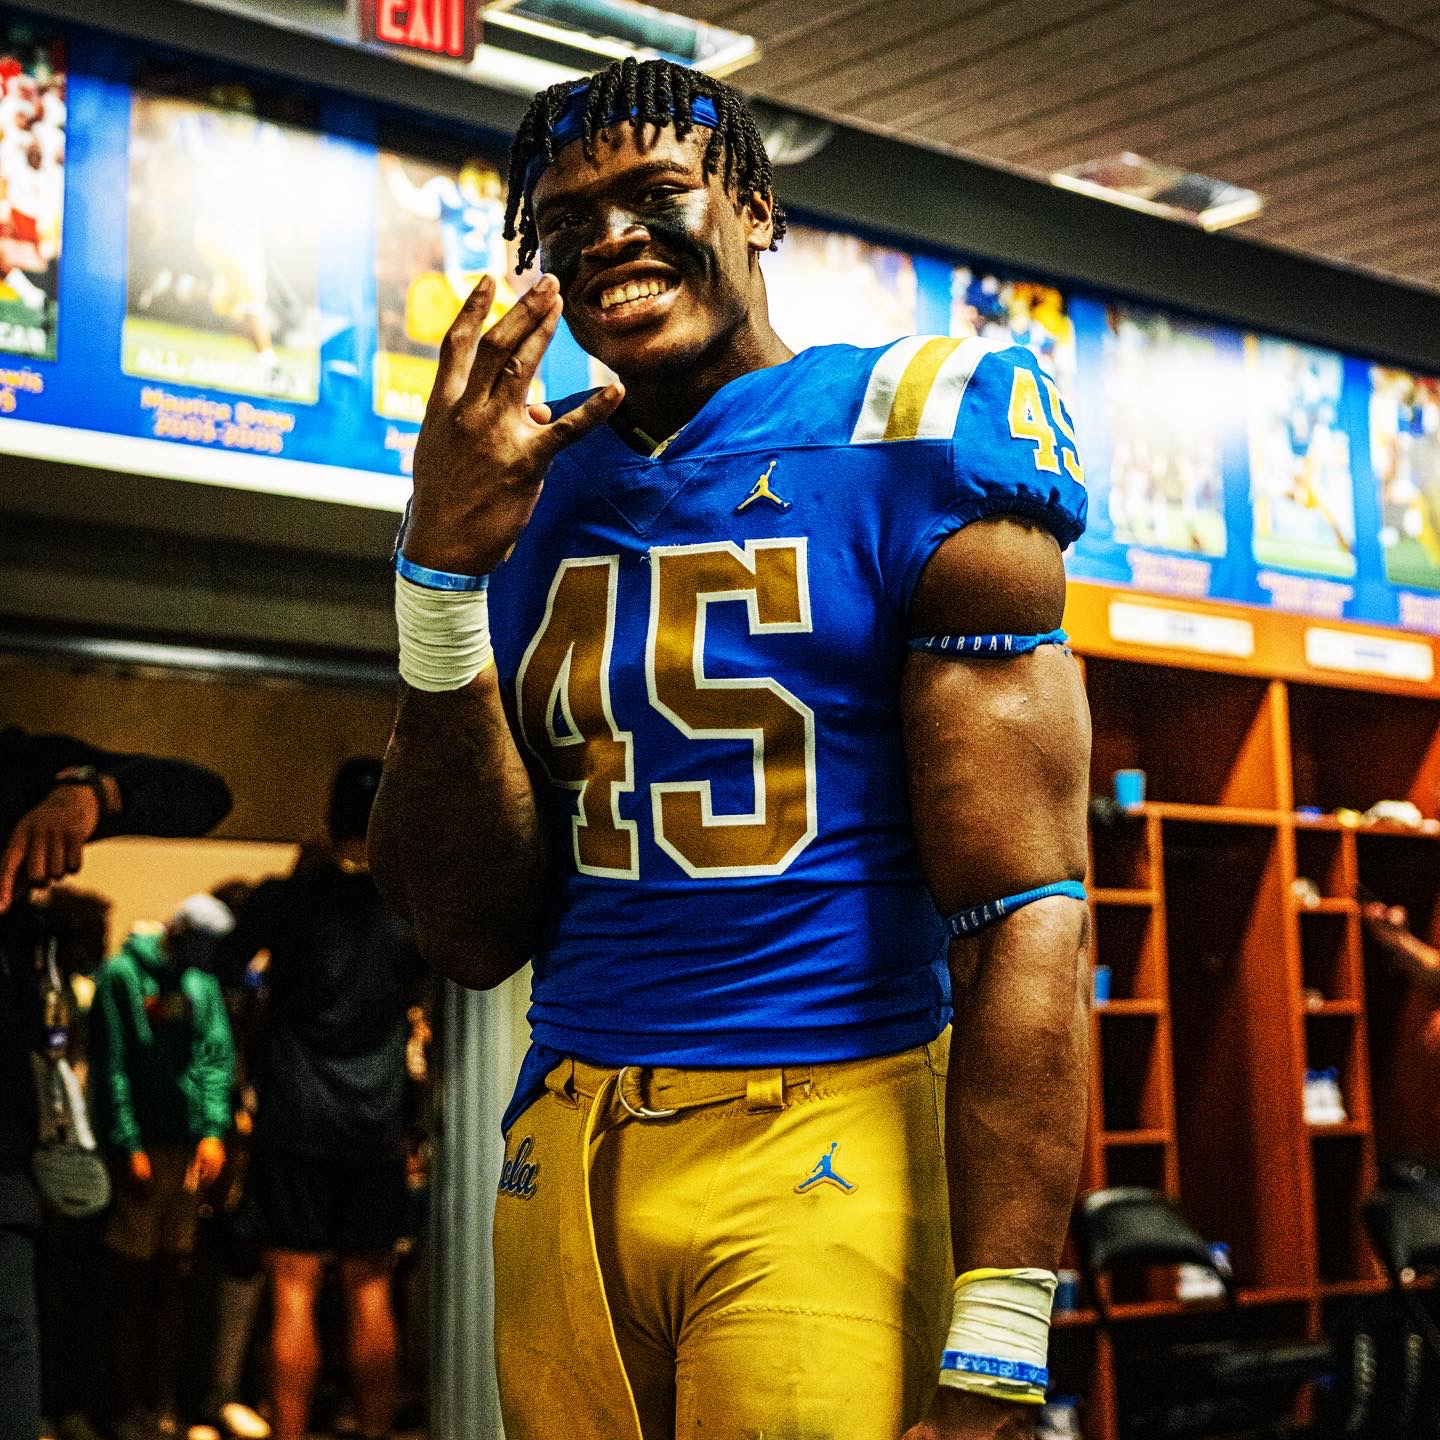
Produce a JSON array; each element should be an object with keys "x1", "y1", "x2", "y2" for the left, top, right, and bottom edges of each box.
[
  {"x1": 763, "y1": 223, "x2": 916, "y2": 351},
  {"x1": 122, "y1": 73, "x2": 327, "y2": 403},
  {"x1": 0, "y1": 19, "x2": 65, "y2": 360},
  {"x1": 374, "y1": 138, "x2": 534, "y2": 423},
  {"x1": 950, "y1": 266, "x2": 1076, "y2": 404},
  {"x1": 1371, "y1": 365, "x2": 1440, "y2": 591},
  {"x1": 1098, "y1": 303, "x2": 1227, "y2": 557},
  {"x1": 1246, "y1": 336, "x2": 1357, "y2": 578}
]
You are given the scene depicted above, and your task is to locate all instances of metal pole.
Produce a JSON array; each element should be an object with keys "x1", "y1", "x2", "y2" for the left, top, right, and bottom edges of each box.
[{"x1": 430, "y1": 971, "x2": 530, "y2": 1440}]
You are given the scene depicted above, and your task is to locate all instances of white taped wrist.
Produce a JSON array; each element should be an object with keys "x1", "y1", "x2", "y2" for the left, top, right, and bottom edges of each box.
[
  {"x1": 937, "y1": 1267, "x2": 1056, "y2": 1406},
  {"x1": 395, "y1": 572, "x2": 494, "y2": 692}
]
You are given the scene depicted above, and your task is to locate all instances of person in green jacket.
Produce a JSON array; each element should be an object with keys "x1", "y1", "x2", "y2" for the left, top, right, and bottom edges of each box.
[{"x1": 88, "y1": 893, "x2": 237, "y2": 1440}]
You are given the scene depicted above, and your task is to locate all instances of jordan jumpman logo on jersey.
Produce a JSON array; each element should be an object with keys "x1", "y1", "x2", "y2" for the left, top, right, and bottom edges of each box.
[
  {"x1": 735, "y1": 459, "x2": 791, "y2": 514},
  {"x1": 794, "y1": 1141, "x2": 857, "y2": 1194}
]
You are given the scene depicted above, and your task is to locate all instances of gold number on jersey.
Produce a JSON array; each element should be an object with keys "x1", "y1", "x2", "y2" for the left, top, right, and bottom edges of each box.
[
  {"x1": 647, "y1": 539, "x2": 817, "y2": 877},
  {"x1": 1040, "y1": 374, "x2": 1085, "y2": 486},
  {"x1": 1007, "y1": 366, "x2": 1060, "y2": 474},
  {"x1": 515, "y1": 556, "x2": 639, "y2": 878}
]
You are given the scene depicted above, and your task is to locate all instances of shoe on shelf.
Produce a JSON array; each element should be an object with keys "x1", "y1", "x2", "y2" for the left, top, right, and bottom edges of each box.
[{"x1": 1303, "y1": 1067, "x2": 1348, "y2": 1125}]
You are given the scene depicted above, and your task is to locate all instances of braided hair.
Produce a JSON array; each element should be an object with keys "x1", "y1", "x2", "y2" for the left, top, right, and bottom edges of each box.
[{"x1": 503, "y1": 57, "x2": 787, "y2": 274}]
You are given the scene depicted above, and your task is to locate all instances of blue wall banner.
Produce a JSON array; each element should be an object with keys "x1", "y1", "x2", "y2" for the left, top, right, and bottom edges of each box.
[{"x1": 3, "y1": 12, "x2": 1440, "y2": 637}]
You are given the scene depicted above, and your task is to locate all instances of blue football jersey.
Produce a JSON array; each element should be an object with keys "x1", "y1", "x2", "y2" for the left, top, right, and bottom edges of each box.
[{"x1": 488, "y1": 337, "x2": 1087, "y2": 1105}]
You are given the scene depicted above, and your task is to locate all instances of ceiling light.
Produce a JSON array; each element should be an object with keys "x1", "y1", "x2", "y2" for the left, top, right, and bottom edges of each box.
[
  {"x1": 1051, "y1": 152, "x2": 1264, "y2": 231},
  {"x1": 481, "y1": 0, "x2": 759, "y2": 77}
]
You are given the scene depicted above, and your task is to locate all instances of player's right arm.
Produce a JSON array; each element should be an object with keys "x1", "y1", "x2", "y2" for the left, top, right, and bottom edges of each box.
[{"x1": 368, "y1": 274, "x2": 623, "y2": 990}]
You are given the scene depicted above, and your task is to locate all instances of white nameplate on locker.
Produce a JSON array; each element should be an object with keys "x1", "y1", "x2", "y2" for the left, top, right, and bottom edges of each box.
[
  {"x1": 1305, "y1": 627, "x2": 1434, "y2": 683},
  {"x1": 1109, "y1": 601, "x2": 1255, "y2": 658}
]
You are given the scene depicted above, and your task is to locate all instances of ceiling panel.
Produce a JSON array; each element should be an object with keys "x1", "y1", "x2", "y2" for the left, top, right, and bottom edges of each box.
[
  {"x1": 1163, "y1": 39, "x2": 1424, "y2": 171},
  {"x1": 1238, "y1": 97, "x2": 1440, "y2": 190},
  {"x1": 854, "y1": 0, "x2": 1182, "y2": 128},
  {"x1": 1338, "y1": 0, "x2": 1440, "y2": 21},
  {"x1": 736, "y1": 0, "x2": 1002, "y2": 95},
  {"x1": 973, "y1": 13, "x2": 1368, "y2": 167},
  {"x1": 893, "y1": 0, "x2": 1263, "y2": 145},
  {"x1": 1046, "y1": 35, "x2": 1411, "y2": 169},
  {"x1": 1245, "y1": 163, "x2": 1437, "y2": 234},
  {"x1": 656, "y1": 0, "x2": 1440, "y2": 300}
]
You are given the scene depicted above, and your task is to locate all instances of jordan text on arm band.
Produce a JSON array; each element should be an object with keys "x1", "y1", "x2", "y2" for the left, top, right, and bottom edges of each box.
[{"x1": 909, "y1": 628, "x2": 1068, "y2": 657}]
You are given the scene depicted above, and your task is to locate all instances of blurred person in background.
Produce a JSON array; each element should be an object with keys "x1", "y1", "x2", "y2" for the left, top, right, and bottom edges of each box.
[
  {"x1": 89, "y1": 895, "x2": 237, "y2": 1440},
  {"x1": 220, "y1": 759, "x2": 423, "y2": 1440},
  {"x1": 31, "y1": 885, "x2": 115, "y2": 1440},
  {"x1": 1, "y1": 729, "x2": 231, "y2": 1440}
]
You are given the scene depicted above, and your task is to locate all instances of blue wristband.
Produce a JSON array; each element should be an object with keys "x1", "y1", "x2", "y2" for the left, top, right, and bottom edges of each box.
[
  {"x1": 940, "y1": 1350, "x2": 1049, "y2": 1390},
  {"x1": 395, "y1": 551, "x2": 490, "y2": 592}
]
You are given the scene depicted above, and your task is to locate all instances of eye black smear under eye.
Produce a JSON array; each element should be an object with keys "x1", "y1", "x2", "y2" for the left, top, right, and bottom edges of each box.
[
  {"x1": 539, "y1": 191, "x2": 717, "y2": 295},
  {"x1": 542, "y1": 228, "x2": 586, "y2": 294},
  {"x1": 642, "y1": 200, "x2": 715, "y2": 280}
]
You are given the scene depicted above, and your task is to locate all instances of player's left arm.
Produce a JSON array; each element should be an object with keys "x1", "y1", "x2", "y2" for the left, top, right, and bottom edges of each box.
[{"x1": 901, "y1": 515, "x2": 1090, "y2": 1440}]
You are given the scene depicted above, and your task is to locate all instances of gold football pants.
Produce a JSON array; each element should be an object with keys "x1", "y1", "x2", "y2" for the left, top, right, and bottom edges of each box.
[{"x1": 493, "y1": 1035, "x2": 952, "y2": 1440}]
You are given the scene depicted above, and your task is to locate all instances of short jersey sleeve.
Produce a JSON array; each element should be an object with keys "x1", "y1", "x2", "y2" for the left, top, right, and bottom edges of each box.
[
  {"x1": 850, "y1": 337, "x2": 1088, "y2": 607},
  {"x1": 952, "y1": 343, "x2": 1087, "y2": 543}
]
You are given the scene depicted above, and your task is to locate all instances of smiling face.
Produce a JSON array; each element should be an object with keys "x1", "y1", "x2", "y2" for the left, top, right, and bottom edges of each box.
[{"x1": 531, "y1": 123, "x2": 775, "y2": 384}]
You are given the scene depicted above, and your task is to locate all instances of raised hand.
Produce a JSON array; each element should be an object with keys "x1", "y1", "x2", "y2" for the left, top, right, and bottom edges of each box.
[
  {"x1": 0, "y1": 783, "x2": 102, "y2": 912},
  {"x1": 401, "y1": 272, "x2": 624, "y2": 578}
]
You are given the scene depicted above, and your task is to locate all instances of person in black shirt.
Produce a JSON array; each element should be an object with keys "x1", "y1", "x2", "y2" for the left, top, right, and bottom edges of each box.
[
  {"x1": 223, "y1": 759, "x2": 422, "y2": 1440},
  {"x1": 0, "y1": 727, "x2": 231, "y2": 1440}
]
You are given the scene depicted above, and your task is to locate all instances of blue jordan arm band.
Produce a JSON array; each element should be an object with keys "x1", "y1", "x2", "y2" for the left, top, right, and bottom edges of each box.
[
  {"x1": 943, "y1": 881, "x2": 1087, "y2": 938},
  {"x1": 909, "y1": 628, "x2": 1068, "y2": 657}
]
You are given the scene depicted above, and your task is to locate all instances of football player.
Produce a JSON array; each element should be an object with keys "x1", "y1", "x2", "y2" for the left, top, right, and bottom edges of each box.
[{"x1": 371, "y1": 57, "x2": 1091, "y2": 1440}]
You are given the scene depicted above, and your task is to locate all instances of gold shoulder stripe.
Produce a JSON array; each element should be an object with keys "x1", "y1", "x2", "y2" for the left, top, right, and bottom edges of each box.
[
  {"x1": 915, "y1": 336, "x2": 1013, "y2": 439},
  {"x1": 851, "y1": 335, "x2": 1015, "y2": 445},
  {"x1": 883, "y1": 337, "x2": 963, "y2": 441},
  {"x1": 849, "y1": 336, "x2": 935, "y2": 444}
]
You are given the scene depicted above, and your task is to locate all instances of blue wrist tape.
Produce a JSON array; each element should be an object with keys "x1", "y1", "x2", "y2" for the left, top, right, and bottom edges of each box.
[
  {"x1": 940, "y1": 1350, "x2": 1049, "y2": 1391},
  {"x1": 395, "y1": 551, "x2": 490, "y2": 593},
  {"x1": 943, "y1": 881, "x2": 1087, "y2": 938},
  {"x1": 909, "y1": 628, "x2": 1068, "y2": 657}
]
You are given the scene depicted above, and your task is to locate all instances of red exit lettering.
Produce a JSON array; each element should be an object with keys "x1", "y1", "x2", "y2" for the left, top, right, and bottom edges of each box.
[{"x1": 360, "y1": 0, "x2": 475, "y2": 60}]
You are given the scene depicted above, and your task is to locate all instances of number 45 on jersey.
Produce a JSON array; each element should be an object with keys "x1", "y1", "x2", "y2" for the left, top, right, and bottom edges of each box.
[{"x1": 516, "y1": 538, "x2": 817, "y2": 883}]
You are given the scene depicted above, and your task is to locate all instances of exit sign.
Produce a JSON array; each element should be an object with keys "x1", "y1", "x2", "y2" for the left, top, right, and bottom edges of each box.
[{"x1": 360, "y1": 0, "x2": 477, "y2": 61}]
